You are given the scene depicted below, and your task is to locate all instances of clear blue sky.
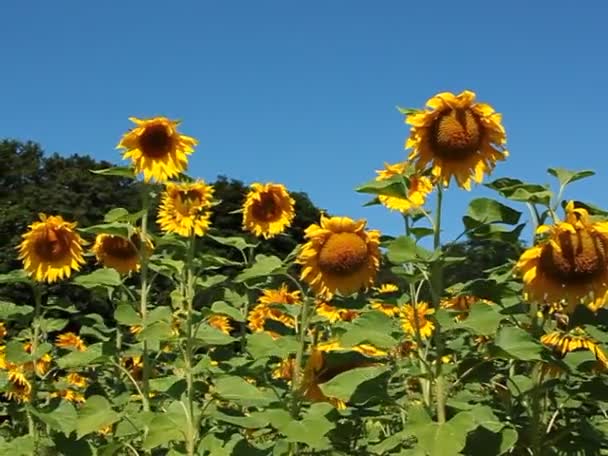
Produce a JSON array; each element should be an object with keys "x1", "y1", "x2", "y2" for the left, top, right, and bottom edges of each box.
[{"x1": 2, "y1": 1, "x2": 607, "y2": 241}]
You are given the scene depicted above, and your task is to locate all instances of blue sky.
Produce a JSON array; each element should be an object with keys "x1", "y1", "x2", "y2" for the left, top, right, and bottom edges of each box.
[{"x1": 2, "y1": 1, "x2": 607, "y2": 241}]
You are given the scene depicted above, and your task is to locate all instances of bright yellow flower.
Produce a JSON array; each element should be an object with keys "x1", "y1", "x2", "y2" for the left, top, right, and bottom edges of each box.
[
  {"x1": 0, "y1": 322, "x2": 6, "y2": 340},
  {"x1": 23, "y1": 342, "x2": 52, "y2": 375},
  {"x1": 129, "y1": 325, "x2": 143, "y2": 336},
  {"x1": 441, "y1": 295, "x2": 493, "y2": 320},
  {"x1": 5, "y1": 380, "x2": 31, "y2": 403},
  {"x1": 298, "y1": 216, "x2": 381, "y2": 298},
  {"x1": 374, "y1": 162, "x2": 433, "y2": 212},
  {"x1": 208, "y1": 315, "x2": 233, "y2": 335},
  {"x1": 541, "y1": 328, "x2": 608, "y2": 368},
  {"x1": 315, "y1": 302, "x2": 359, "y2": 323},
  {"x1": 18, "y1": 214, "x2": 86, "y2": 283},
  {"x1": 51, "y1": 389, "x2": 86, "y2": 403},
  {"x1": 374, "y1": 283, "x2": 399, "y2": 294},
  {"x1": 370, "y1": 301, "x2": 400, "y2": 317},
  {"x1": 66, "y1": 372, "x2": 88, "y2": 388},
  {"x1": 400, "y1": 302, "x2": 435, "y2": 340},
  {"x1": 92, "y1": 231, "x2": 153, "y2": 274},
  {"x1": 117, "y1": 116, "x2": 197, "y2": 183},
  {"x1": 516, "y1": 202, "x2": 608, "y2": 313},
  {"x1": 157, "y1": 180, "x2": 214, "y2": 237},
  {"x1": 405, "y1": 90, "x2": 508, "y2": 190},
  {"x1": 55, "y1": 332, "x2": 87, "y2": 352},
  {"x1": 247, "y1": 284, "x2": 301, "y2": 335},
  {"x1": 242, "y1": 183, "x2": 295, "y2": 239}
]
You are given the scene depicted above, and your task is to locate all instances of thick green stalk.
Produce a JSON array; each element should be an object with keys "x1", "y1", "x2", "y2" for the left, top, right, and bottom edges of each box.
[
  {"x1": 27, "y1": 285, "x2": 43, "y2": 446},
  {"x1": 184, "y1": 235, "x2": 197, "y2": 456},
  {"x1": 291, "y1": 296, "x2": 312, "y2": 418},
  {"x1": 139, "y1": 200, "x2": 151, "y2": 411}
]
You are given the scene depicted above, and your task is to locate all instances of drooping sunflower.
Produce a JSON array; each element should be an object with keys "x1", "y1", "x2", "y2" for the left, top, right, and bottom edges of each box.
[
  {"x1": 208, "y1": 315, "x2": 233, "y2": 335},
  {"x1": 541, "y1": 328, "x2": 608, "y2": 368},
  {"x1": 66, "y1": 372, "x2": 88, "y2": 388},
  {"x1": 117, "y1": 116, "x2": 197, "y2": 183},
  {"x1": 374, "y1": 162, "x2": 433, "y2": 213},
  {"x1": 157, "y1": 180, "x2": 214, "y2": 237},
  {"x1": 298, "y1": 216, "x2": 381, "y2": 298},
  {"x1": 405, "y1": 90, "x2": 508, "y2": 190},
  {"x1": 400, "y1": 302, "x2": 435, "y2": 340},
  {"x1": 55, "y1": 332, "x2": 87, "y2": 352},
  {"x1": 315, "y1": 301, "x2": 359, "y2": 323},
  {"x1": 374, "y1": 283, "x2": 399, "y2": 294},
  {"x1": 441, "y1": 295, "x2": 493, "y2": 321},
  {"x1": 242, "y1": 183, "x2": 295, "y2": 239},
  {"x1": 92, "y1": 231, "x2": 153, "y2": 274},
  {"x1": 247, "y1": 284, "x2": 301, "y2": 337},
  {"x1": 370, "y1": 300, "x2": 401, "y2": 317},
  {"x1": 516, "y1": 202, "x2": 608, "y2": 313},
  {"x1": 18, "y1": 214, "x2": 86, "y2": 283}
]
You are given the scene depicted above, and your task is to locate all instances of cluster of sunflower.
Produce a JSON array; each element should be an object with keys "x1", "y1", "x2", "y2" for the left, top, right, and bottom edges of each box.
[{"x1": 5, "y1": 89, "x2": 608, "y2": 454}]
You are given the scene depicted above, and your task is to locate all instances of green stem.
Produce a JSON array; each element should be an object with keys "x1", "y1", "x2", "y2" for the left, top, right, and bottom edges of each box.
[
  {"x1": 431, "y1": 186, "x2": 446, "y2": 424},
  {"x1": 27, "y1": 285, "x2": 43, "y2": 446},
  {"x1": 291, "y1": 296, "x2": 312, "y2": 418},
  {"x1": 139, "y1": 198, "x2": 151, "y2": 412},
  {"x1": 185, "y1": 234, "x2": 197, "y2": 456}
]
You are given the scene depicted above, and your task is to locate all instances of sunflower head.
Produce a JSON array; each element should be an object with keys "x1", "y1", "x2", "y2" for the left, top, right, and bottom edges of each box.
[
  {"x1": 315, "y1": 301, "x2": 360, "y2": 323},
  {"x1": 516, "y1": 202, "x2": 608, "y2": 312},
  {"x1": 118, "y1": 116, "x2": 197, "y2": 183},
  {"x1": 400, "y1": 302, "x2": 435, "y2": 340},
  {"x1": 157, "y1": 180, "x2": 214, "y2": 237},
  {"x1": 297, "y1": 216, "x2": 381, "y2": 298},
  {"x1": 374, "y1": 283, "x2": 399, "y2": 295},
  {"x1": 18, "y1": 214, "x2": 86, "y2": 283},
  {"x1": 440, "y1": 295, "x2": 492, "y2": 320},
  {"x1": 92, "y1": 231, "x2": 153, "y2": 274},
  {"x1": 208, "y1": 315, "x2": 233, "y2": 335},
  {"x1": 247, "y1": 284, "x2": 301, "y2": 336},
  {"x1": 374, "y1": 162, "x2": 433, "y2": 213},
  {"x1": 242, "y1": 183, "x2": 296, "y2": 239},
  {"x1": 405, "y1": 90, "x2": 507, "y2": 190},
  {"x1": 55, "y1": 332, "x2": 87, "y2": 352}
]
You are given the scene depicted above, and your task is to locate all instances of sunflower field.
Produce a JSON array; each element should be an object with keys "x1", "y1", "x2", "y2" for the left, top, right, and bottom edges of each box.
[{"x1": 2, "y1": 90, "x2": 608, "y2": 456}]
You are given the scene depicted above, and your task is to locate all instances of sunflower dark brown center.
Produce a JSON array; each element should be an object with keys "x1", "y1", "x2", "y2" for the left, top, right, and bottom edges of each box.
[
  {"x1": 139, "y1": 124, "x2": 173, "y2": 158},
  {"x1": 251, "y1": 194, "x2": 281, "y2": 222},
  {"x1": 318, "y1": 232, "x2": 369, "y2": 276},
  {"x1": 430, "y1": 108, "x2": 482, "y2": 160},
  {"x1": 175, "y1": 190, "x2": 203, "y2": 215},
  {"x1": 104, "y1": 236, "x2": 138, "y2": 260},
  {"x1": 539, "y1": 229, "x2": 608, "y2": 284},
  {"x1": 34, "y1": 227, "x2": 71, "y2": 262}
]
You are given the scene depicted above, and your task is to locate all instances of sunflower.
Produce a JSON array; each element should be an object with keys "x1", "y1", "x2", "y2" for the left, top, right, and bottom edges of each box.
[
  {"x1": 272, "y1": 357, "x2": 295, "y2": 381},
  {"x1": 242, "y1": 183, "x2": 295, "y2": 239},
  {"x1": 400, "y1": 302, "x2": 435, "y2": 340},
  {"x1": 117, "y1": 116, "x2": 197, "y2": 183},
  {"x1": 66, "y1": 372, "x2": 88, "y2": 388},
  {"x1": 315, "y1": 302, "x2": 359, "y2": 323},
  {"x1": 55, "y1": 332, "x2": 87, "y2": 352},
  {"x1": 51, "y1": 389, "x2": 86, "y2": 403},
  {"x1": 18, "y1": 214, "x2": 86, "y2": 283},
  {"x1": 23, "y1": 342, "x2": 52, "y2": 375},
  {"x1": 92, "y1": 231, "x2": 153, "y2": 274},
  {"x1": 516, "y1": 202, "x2": 608, "y2": 313},
  {"x1": 247, "y1": 284, "x2": 301, "y2": 336},
  {"x1": 208, "y1": 315, "x2": 233, "y2": 335},
  {"x1": 541, "y1": 328, "x2": 608, "y2": 368},
  {"x1": 374, "y1": 162, "x2": 433, "y2": 213},
  {"x1": 370, "y1": 300, "x2": 400, "y2": 317},
  {"x1": 0, "y1": 322, "x2": 6, "y2": 340},
  {"x1": 5, "y1": 381, "x2": 31, "y2": 403},
  {"x1": 157, "y1": 180, "x2": 214, "y2": 237},
  {"x1": 298, "y1": 216, "x2": 381, "y2": 298},
  {"x1": 374, "y1": 283, "x2": 399, "y2": 294},
  {"x1": 404, "y1": 90, "x2": 508, "y2": 190}
]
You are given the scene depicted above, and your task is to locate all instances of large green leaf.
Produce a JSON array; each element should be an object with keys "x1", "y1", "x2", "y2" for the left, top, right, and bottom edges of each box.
[
  {"x1": 0, "y1": 270, "x2": 31, "y2": 285},
  {"x1": 0, "y1": 301, "x2": 33, "y2": 319},
  {"x1": 114, "y1": 303, "x2": 141, "y2": 326},
  {"x1": 57, "y1": 343, "x2": 105, "y2": 369},
  {"x1": 235, "y1": 255, "x2": 283, "y2": 282},
  {"x1": 246, "y1": 333, "x2": 299, "y2": 359},
  {"x1": 319, "y1": 365, "x2": 389, "y2": 401},
  {"x1": 195, "y1": 324, "x2": 236, "y2": 345},
  {"x1": 547, "y1": 167, "x2": 595, "y2": 188},
  {"x1": 142, "y1": 411, "x2": 185, "y2": 450},
  {"x1": 413, "y1": 411, "x2": 477, "y2": 456},
  {"x1": 210, "y1": 301, "x2": 245, "y2": 322},
  {"x1": 485, "y1": 178, "x2": 552, "y2": 205},
  {"x1": 276, "y1": 406, "x2": 334, "y2": 450},
  {"x1": 79, "y1": 222, "x2": 132, "y2": 238},
  {"x1": 457, "y1": 302, "x2": 505, "y2": 336},
  {"x1": 356, "y1": 175, "x2": 408, "y2": 198},
  {"x1": 207, "y1": 234, "x2": 258, "y2": 251},
  {"x1": 387, "y1": 236, "x2": 432, "y2": 264},
  {"x1": 73, "y1": 268, "x2": 122, "y2": 289},
  {"x1": 340, "y1": 311, "x2": 398, "y2": 349},
  {"x1": 462, "y1": 198, "x2": 521, "y2": 237},
  {"x1": 76, "y1": 396, "x2": 120, "y2": 438},
  {"x1": 90, "y1": 166, "x2": 135, "y2": 178},
  {"x1": 494, "y1": 326, "x2": 543, "y2": 360},
  {"x1": 213, "y1": 376, "x2": 276, "y2": 407},
  {"x1": 0, "y1": 436, "x2": 35, "y2": 455},
  {"x1": 30, "y1": 401, "x2": 78, "y2": 436}
]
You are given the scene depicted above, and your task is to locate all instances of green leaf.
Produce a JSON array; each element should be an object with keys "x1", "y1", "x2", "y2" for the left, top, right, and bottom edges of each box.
[
  {"x1": 469, "y1": 405, "x2": 503, "y2": 432},
  {"x1": 76, "y1": 396, "x2": 120, "y2": 438},
  {"x1": 39, "y1": 317, "x2": 68, "y2": 332},
  {"x1": 464, "y1": 198, "x2": 521, "y2": 225},
  {"x1": 197, "y1": 274, "x2": 227, "y2": 289},
  {"x1": 0, "y1": 301, "x2": 33, "y2": 319},
  {"x1": 278, "y1": 412, "x2": 333, "y2": 450},
  {"x1": 57, "y1": 343, "x2": 105, "y2": 369},
  {"x1": 195, "y1": 324, "x2": 236, "y2": 345},
  {"x1": 494, "y1": 326, "x2": 543, "y2": 360},
  {"x1": 340, "y1": 312, "x2": 398, "y2": 349},
  {"x1": 104, "y1": 208, "x2": 129, "y2": 222},
  {"x1": 142, "y1": 412, "x2": 185, "y2": 450},
  {"x1": 0, "y1": 436, "x2": 35, "y2": 455},
  {"x1": 319, "y1": 365, "x2": 390, "y2": 401},
  {"x1": 148, "y1": 306, "x2": 173, "y2": 324},
  {"x1": 207, "y1": 234, "x2": 258, "y2": 251},
  {"x1": 213, "y1": 376, "x2": 276, "y2": 407},
  {"x1": 457, "y1": 302, "x2": 505, "y2": 336},
  {"x1": 114, "y1": 304, "x2": 141, "y2": 326},
  {"x1": 90, "y1": 166, "x2": 135, "y2": 178},
  {"x1": 210, "y1": 409, "x2": 270, "y2": 429},
  {"x1": 414, "y1": 411, "x2": 477, "y2": 456},
  {"x1": 235, "y1": 255, "x2": 283, "y2": 282},
  {"x1": 149, "y1": 375, "x2": 183, "y2": 393},
  {"x1": 30, "y1": 401, "x2": 78, "y2": 436},
  {"x1": 485, "y1": 178, "x2": 552, "y2": 205},
  {"x1": 210, "y1": 301, "x2": 245, "y2": 322},
  {"x1": 137, "y1": 321, "x2": 174, "y2": 343},
  {"x1": 79, "y1": 222, "x2": 132, "y2": 238},
  {"x1": 387, "y1": 236, "x2": 432, "y2": 264},
  {"x1": 73, "y1": 268, "x2": 122, "y2": 289},
  {"x1": 5, "y1": 341, "x2": 30, "y2": 364},
  {"x1": 0, "y1": 270, "x2": 31, "y2": 285},
  {"x1": 246, "y1": 333, "x2": 299, "y2": 359},
  {"x1": 356, "y1": 175, "x2": 408, "y2": 198},
  {"x1": 547, "y1": 167, "x2": 595, "y2": 188},
  {"x1": 499, "y1": 427, "x2": 518, "y2": 454}
]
